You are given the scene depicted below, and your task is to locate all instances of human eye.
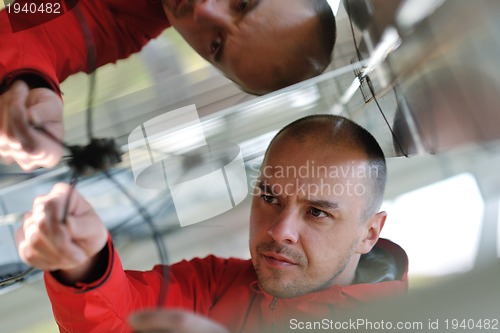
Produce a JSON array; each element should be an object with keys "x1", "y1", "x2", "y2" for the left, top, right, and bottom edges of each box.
[
  {"x1": 210, "y1": 35, "x2": 223, "y2": 55},
  {"x1": 238, "y1": 0, "x2": 250, "y2": 11},
  {"x1": 308, "y1": 207, "x2": 330, "y2": 218},
  {"x1": 261, "y1": 194, "x2": 279, "y2": 205}
]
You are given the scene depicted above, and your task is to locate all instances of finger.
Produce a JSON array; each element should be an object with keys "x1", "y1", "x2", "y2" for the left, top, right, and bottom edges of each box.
[
  {"x1": 18, "y1": 237, "x2": 87, "y2": 271},
  {"x1": 0, "y1": 92, "x2": 5, "y2": 130},
  {"x1": 129, "y1": 310, "x2": 230, "y2": 333},
  {"x1": 26, "y1": 88, "x2": 63, "y2": 125},
  {"x1": 22, "y1": 196, "x2": 66, "y2": 254},
  {"x1": 16, "y1": 241, "x2": 53, "y2": 269},
  {"x1": 37, "y1": 199, "x2": 68, "y2": 245},
  {"x1": 17, "y1": 218, "x2": 60, "y2": 269},
  {"x1": 20, "y1": 88, "x2": 64, "y2": 168},
  {"x1": 66, "y1": 215, "x2": 108, "y2": 255},
  {"x1": 40, "y1": 183, "x2": 72, "y2": 220},
  {"x1": 17, "y1": 213, "x2": 88, "y2": 270},
  {"x1": 0, "y1": 152, "x2": 14, "y2": 165},
  {"x1": 63, "y1": 185, "x2": 94, "y2": 217},
  {"x1": 18, "y1": 237, "x2": 60, "y2": 268},
  {"x1": 49, "y1": 182, "x2": 93, "y2": 221},
  {"x1": 21, "y1": 188, "x2": 70, "y2": 260},
  {"x1": 5, "y1": 81, "x2": 35, "y2": 152},
  {"x1": 27, "y1": 88, "x2": 64, "y2": 148},
  {"x1": 18, "y1": 209, "x2": 64, "y2": 265},
  {"x1": 129, "y1": 310, "x2": 182, "y2": 332},
  {"x1": 12, "y1": 141, "x2": 63, "y2": 170},
  {"x1": 36, "y1": 183, "x2": 77, "y2": 230},
  {"x1": 45, "y1": 183, "x2": 107, "y2": 256}
]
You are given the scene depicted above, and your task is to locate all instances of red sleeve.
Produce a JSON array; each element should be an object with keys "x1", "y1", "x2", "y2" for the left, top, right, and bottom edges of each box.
[
  {"x1": 45, "y1": 236, "x2": 231, "y2": 333},
  {"x1": 0, "y1": 0, "x2": 170, "y2": 94}
]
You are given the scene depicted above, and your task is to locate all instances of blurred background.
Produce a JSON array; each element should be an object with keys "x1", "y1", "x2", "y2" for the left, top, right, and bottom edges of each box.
[{"x1": 1, "y1": 0, "x2": 500, "y2": 331}]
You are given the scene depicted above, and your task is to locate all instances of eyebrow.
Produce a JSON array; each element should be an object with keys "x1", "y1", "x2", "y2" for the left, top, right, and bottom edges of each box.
[
  {"x1": 302, "y1": 199, "x2": 340, "y2": 211},
  {"x1": 257, "y1": 181, "x2": 341, "y2": 211},
  {"x1": 214, "y1": 0, "x2": 262, "y2": 64},
  {"x1": 257, "y1": 181, "x2": 275, "y2": 195}
]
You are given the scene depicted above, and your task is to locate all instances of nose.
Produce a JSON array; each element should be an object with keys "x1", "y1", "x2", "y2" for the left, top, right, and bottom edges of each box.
[
  {"x1": 267, "y1": 209, "x2": 299, "y2": 244},
  {"x1": 192, "y1": 0, "x2": 233, "y2": 28}
]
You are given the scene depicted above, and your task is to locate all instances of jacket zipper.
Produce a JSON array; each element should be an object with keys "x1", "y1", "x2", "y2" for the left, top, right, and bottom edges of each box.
[{"x1": 269, "y1": 297, "x2": 278, "y2": 333}]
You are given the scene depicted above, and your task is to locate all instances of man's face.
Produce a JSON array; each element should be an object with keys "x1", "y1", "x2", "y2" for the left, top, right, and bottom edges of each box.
[
  {"x1": 249, "y1": 137, "x2": 381, "y2": 298},
  {"x1": 162, "y1": 0, "x2": 320, "y2": 94}
]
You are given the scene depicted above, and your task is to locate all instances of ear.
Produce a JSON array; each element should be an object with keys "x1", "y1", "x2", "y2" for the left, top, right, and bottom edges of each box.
[{"x1": 356, "y1": 211, "x2": 387, "y2": 254}]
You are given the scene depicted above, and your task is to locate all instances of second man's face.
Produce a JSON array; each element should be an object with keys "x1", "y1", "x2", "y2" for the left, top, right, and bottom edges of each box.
[{"x1": 162, "y1": 0, "x2": 320, "y2": 94}]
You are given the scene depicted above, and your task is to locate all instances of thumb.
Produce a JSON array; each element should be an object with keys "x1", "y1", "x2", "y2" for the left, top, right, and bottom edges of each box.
[
  {"x1": 27, "y1": 87, "x2": 63, "y2": 125},
  {"x1": 45, "y1": 183, "x2": 106, "y2": 247},
  {"x1": 64, "y1": 209, "x2": 108, "y2": 257},
  {"x1": 6, "y1": 81, "x2": 34, "y2": 151},
  {"x1": 10, "y1": 80, "x2": 30, "y2": 106}
]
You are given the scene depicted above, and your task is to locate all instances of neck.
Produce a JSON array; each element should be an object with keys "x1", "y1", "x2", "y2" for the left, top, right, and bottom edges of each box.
[{"x1": 335, "y1": 254, "x2": 361, "y2": 286}]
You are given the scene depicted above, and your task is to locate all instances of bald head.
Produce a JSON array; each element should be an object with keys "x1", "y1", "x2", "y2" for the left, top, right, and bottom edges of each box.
[
  {"x1": 265, "y1": 115, "x2": 387, "y2": 219},
  {"x1": 242, "y1": 0, "x2": 337, "y2": 95}
]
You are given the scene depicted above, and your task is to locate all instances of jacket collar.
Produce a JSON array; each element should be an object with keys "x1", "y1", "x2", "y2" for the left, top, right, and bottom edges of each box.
[{"x1": 249, "y1": 238, "x2": 408, "y2": 308}]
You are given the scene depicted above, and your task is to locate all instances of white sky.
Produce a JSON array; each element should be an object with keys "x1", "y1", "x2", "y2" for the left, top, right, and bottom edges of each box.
[{"x1": 380, "y1": 173, "x2": 490, "y2": 277}]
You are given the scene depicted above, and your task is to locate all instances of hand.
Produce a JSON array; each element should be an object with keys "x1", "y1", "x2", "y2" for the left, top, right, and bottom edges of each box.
[
  {"x1": 16, "y1": 183, "x2": 108, "y2": 283},
  {"x1": 0, "y1": 80, "x2": 64, "y2": 170},
  {"x1": 129, "y1": 309, "x2": 230, "y2": 333}
]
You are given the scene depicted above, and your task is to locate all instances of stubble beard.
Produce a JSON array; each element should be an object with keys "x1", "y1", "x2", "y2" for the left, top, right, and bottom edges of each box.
[{"x1": 253, "y1": 240, "x2": 357, "y2": 298}]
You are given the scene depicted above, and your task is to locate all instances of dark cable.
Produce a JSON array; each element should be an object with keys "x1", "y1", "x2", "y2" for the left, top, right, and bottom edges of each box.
[
  {"x1": 32, "y1": 125, "x2": 73, "y2": 151},
  {"x1": 345, "y1": 0, "x2": 408, "y2": 157},
  {"x1": 0, "y1": 267, "x2": 37, "y2": 288},
  {"x1": 103, "y1": 171, "x2": 170, "y2": 308},
  {"x1": 3, "y1": 2, "x2": 171, "y2": 300},
  {"x1": 61, "y1": 171, "x2": 79, "y2": 225},
  {"x1": 366, "y1": 76, "x2": 407, "y2": 156},
  {"x1": 345, "y1": 0, "x2": 363, "y2": 62},
  {"x1": 72, "y1": 5, "x2": 97, "y2": 142}
]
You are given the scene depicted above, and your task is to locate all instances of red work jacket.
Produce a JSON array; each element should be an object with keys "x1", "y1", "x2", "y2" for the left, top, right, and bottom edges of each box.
[
  {"x1": 45, "y1": 238, "x2": 408, "y2": 333},
  {"x1": 0, "y1": 0, "x2": 168, "y2": 92}
]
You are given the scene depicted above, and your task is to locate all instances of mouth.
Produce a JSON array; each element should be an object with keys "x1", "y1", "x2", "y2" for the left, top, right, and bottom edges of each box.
[{"x1": 262, "y1": 252, "x2": 298, "y2": 268}]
